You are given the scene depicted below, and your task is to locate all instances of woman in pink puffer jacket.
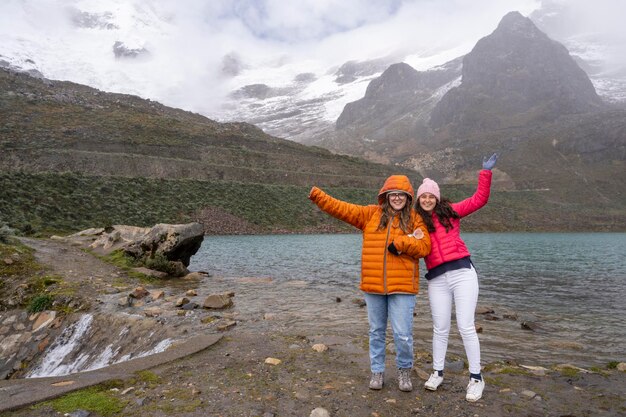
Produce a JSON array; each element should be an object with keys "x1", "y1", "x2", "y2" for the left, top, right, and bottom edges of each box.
[{"x1": 414, "y1": 153, "x2": 497, "y2": 403}]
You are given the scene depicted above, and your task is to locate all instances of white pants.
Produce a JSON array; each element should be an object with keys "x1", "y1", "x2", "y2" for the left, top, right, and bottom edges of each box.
[{"x1": 427, "y1": 265, "x2": 481, "y2": 374}]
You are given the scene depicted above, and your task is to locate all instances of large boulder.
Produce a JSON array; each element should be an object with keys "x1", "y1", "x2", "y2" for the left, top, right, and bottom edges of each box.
[
  {"x1": 66, "y1": 223, "x2": 204, "y2": 269},
  {"x1": 125, "y1": 223, "x2": 204, "y2": 267}
]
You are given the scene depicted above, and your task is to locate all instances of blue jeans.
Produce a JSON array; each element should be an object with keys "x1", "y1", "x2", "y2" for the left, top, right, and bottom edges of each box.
[{"x1": 364, "y1": 293, "x2": 416, "y2": 373}]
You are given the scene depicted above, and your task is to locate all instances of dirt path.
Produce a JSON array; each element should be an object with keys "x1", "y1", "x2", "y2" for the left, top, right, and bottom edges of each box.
[
  {"x1": 19, "y1": 236, "x2": 136, "y2": 298},
  {"x1": 2, "y1": 238, "x2": 625, "y2": 417}
]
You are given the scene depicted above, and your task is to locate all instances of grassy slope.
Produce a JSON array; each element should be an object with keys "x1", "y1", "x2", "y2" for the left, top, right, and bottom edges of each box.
[
  {"x1": 2, "y1": 172, "x2": 620, "y2": 237},
  {"x1": 1, "y1": 68, "x2": 624, "y2": 234}
]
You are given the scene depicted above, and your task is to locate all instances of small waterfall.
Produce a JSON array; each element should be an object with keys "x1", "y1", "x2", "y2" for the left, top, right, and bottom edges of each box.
[
  {"x1": 27, "y1": 314, "x2": 94, "y2": 378},
  {"x1": 26, "y1": 314, "x2": 174, "y2": 378}
]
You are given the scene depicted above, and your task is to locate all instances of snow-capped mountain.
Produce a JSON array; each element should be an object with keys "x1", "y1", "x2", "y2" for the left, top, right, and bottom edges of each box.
[{"x1": 0, "y1": 0, "x2": 624, "y2": 144}]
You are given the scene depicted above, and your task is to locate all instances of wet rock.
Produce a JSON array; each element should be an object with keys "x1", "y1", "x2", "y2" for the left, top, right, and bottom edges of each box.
[
  {"x1": 203, "y1": 293, "x2": 233, "y2": 309},
  {"x1": 182, "y1": 272, "x2": 207, "y2": 280},
  {"x1": 351, "y1": 298, "x2": 366, "y2": 308},
  {"x1": 476, "y1": 306, "x2": 494, "y2": 314},
  {"x1": 118, "y1": 296, "x2": 131, "y2": 307},
  {"x1": 521, "y1": 321, "x2": 542, "y2": 331},
  {"x1": 144, "y1": 308, "x2": 162, "y2": 317},
  {"x1": 201, "y1": 316, "x2": 217, "y2": 324},
  {"x1": 175, "y1": 297, "x2": 190, "y2": 307},
  {"x1": 217, "y1": 320, "x2": 237, "y2": 331},
  {"x1": 37, "y1": 337, "x2": 50, "y2": 352},
  {"x1": 130, "y1": 287, "x2": 150, "y2": 299},
  {"x1": 414, "y1": 368, "x2": 431, "y2": 380},
  {"x1": 150, "y1": 290, "x2": 165, "y2": 300},
  {"x1": 312, "y1": 343, "x2": 328, "y2": 353},
  {"x1": 32, "y1": 311, "x2": 57, "y2": 332},
  {"x1": 168, "y1": 261, "x2": 188, "y2": 277}
]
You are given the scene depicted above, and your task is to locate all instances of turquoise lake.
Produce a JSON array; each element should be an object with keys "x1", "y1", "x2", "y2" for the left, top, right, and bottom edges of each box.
[{"x1": 189, "y1": 233, "x2": 626, "y2": 367}]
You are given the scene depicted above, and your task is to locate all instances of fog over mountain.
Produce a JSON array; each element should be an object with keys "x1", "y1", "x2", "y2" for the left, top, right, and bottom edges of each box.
[{"x1": 1, "y1": 0, "x2": 624, "y2": 143}]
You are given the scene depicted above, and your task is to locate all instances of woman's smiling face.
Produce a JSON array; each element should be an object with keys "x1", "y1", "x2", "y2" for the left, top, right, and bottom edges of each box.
[
  {"x1": 387, "y1": 192, "x2": 408, "y2": 211},
  {"x1": 418, "y1": 192, "x2": 437, "y2": 213}
]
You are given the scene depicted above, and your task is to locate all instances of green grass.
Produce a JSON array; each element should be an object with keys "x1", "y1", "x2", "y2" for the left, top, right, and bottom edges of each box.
[
  {"x1": 43, "y1": 387, "x2": 127, "y2": 416},
  {"x1": 27, "y1": 294, "x2": 53, "y2": 313},
  {"x1": 0, "y1": 241, "x2": 41, "y2": 277},
  {"x1": 0, "y1": 171, "x2": 374, "y2": 236},
  {"x1": 1, "y1": 171, "x2": 622, "y2": 237},
  {"x1": 556, "y1": 366, "x2": 580, "y2": 378},
  {"x1": 133, "y1": 370, "x2": 161, "y2": 389}
]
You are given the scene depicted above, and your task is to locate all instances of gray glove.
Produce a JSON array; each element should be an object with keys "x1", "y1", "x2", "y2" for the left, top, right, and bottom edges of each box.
[{"x1": 482, "y1": 153, "x2": 498, "y2": 170}]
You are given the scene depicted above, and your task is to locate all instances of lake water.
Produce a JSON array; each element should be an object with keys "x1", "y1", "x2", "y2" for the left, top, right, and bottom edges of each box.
[{"x1": 189, "y1": 233, "x2": 626, "y2": 368}]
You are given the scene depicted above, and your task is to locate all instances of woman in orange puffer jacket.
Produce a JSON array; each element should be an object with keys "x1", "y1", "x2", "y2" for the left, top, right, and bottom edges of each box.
[{"x1": 309, "y1": 174, "x2": 431, "y2": 392}]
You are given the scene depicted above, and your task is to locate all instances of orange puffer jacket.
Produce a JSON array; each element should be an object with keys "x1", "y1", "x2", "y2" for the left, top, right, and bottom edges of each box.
[{"x1": 309, "y1": 176, "x2": 431, "y2": 294}]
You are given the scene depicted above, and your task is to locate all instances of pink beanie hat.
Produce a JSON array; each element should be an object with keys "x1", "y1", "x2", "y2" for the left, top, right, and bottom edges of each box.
[{"x1": 417, "y1": 178, "x2": 440, "y2": 201}]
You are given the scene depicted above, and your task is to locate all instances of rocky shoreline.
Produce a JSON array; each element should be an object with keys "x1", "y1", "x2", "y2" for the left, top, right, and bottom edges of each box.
[{"x1": 0, "y1": 234, "x2": 625, "y2": 416}]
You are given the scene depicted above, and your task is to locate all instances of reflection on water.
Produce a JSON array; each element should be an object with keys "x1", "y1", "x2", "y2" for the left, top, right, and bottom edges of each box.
[{"x1": 189, "y1": 233, "x2": 626, "y2": 367}]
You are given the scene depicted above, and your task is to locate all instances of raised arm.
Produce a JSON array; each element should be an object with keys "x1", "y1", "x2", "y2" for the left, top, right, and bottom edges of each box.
[
  {"x1": 309, "y1": 186, "x2": 375, "y2": 230},
  {"x1": 452, "y1": 153, "x2": 497, "y2": 217}
]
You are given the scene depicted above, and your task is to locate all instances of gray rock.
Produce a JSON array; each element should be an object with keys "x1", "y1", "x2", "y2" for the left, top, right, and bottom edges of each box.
[
  {"x1": 73, "y1": 223, "x2": 203, "y2": 270},
  {"x1": 310, "y1": 408, "x2": 330, "y2": 417}
]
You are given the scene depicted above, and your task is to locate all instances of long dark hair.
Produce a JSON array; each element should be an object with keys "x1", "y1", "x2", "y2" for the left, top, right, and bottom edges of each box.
[
  {"x1": 378, "y1": 198, "x2": 413, "y2": 233},
  {"x1": 415, "y1": 197, "x2": 459, "y2": 233}
]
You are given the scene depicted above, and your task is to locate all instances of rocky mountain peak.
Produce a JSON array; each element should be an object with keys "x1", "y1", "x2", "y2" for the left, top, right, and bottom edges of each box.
[
  {"x1": 363, "y1": 63, "x2": 421, "y2": 99},
  {"x1": 496, "y1": 11, "x2": 544, "y2": 38},
  {"x1": 430, "y1": 11, "x2": 604, "y2": 130}
]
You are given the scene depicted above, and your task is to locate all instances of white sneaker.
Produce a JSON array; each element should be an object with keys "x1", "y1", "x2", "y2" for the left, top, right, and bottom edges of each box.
[
  {"x1": 466, "y1": 378, "x2": 485, "y2": 402},
  {"x1": 369, "y1": 372, "x2": 384, "y2": 390},
  {"x1": 424, "y1": 371, "x2": 443, "y2": 391}
]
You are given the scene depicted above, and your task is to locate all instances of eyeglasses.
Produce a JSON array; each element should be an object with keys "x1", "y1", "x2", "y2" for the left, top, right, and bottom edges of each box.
[{"x1": 388, "y1": 192, "x2": 407, "y2": 200}]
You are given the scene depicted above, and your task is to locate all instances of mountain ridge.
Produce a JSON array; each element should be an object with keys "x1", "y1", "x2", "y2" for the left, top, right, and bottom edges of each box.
[{"x1": 305, "y1": 12, "x2": 625, "y2": 217}]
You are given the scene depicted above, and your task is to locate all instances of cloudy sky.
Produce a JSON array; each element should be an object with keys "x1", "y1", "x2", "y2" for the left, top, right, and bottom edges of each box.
[{"x1": 0, "y1": 0, "x2": 623, "y2": 121}]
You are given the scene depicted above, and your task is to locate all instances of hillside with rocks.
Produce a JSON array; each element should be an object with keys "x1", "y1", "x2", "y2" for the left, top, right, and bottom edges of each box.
[
  {"x1": 0, "y1": 67, "x2": 417, "y2": 236},
  {"x1": 0, "y1": 67, "x2": 405, "y2": 189}
]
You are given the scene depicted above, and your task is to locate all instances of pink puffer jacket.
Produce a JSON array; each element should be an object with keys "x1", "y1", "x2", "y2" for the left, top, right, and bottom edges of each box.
[{"x1": 424, "y1": 170, "x2": 492, "y2": 271}]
